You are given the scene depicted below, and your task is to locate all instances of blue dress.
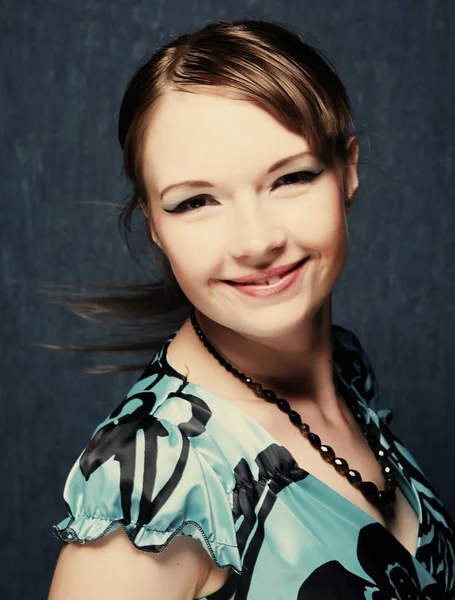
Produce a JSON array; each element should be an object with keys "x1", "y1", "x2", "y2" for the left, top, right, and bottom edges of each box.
[{"x1": 53, "y1": 324, "x2": 455, "y2": 598}]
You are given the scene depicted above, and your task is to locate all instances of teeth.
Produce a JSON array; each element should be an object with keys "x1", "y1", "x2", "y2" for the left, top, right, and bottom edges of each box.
[
  {"x1": 231, "y1": 259, "x2": 306, "y2": 287},
  {"x1": 266, "y1": 276, "x2": 281, "y2": 285},
  {"x1": 254, "y1": 275, "x2": 281, "y2": 286}
]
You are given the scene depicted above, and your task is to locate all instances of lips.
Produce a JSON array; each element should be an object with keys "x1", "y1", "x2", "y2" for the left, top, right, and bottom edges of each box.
[{"x1": 226, "y1": 258, "x2": 307, "y2": 286}]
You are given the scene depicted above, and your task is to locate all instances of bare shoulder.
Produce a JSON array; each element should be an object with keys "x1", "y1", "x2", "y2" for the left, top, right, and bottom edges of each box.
[{"x1": 48, "y1": 527, "x2": 217, "y2": 600}]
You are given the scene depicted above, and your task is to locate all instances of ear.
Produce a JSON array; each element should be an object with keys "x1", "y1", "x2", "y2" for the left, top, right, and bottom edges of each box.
[
  {"x1": 138, "y1": 196, "x2": 164, "y2": 250},
  {"x1": 343, "y1": 136, "x2": 359, "y2": 212},
  {"x1": 138, "y1": 196, "x2": 148, "y2": 219},
  {"x1": 153, "y1": 234, "x2": 164, "y2": 251}
]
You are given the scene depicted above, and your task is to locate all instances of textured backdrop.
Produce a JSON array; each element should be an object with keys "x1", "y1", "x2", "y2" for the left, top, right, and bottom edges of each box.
[{"x1": 1, "y1": 1, "x2": 454, "y2": 598}]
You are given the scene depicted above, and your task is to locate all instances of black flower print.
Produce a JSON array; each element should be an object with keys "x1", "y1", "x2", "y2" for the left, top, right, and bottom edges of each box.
[
  {"x1": 297, "y1": 523, "x2": 442, "y2": 599},
  {"x1": 377, "y1": 417, "x2": 455, "y2": 594}
]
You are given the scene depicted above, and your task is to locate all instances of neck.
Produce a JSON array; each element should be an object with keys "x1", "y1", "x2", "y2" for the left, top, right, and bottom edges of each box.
[{"x1": 187, "y1": 297, "x2": 343, "y2": 422}]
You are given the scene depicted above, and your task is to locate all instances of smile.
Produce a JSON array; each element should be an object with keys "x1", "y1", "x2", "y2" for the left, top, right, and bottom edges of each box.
[{"x1": 224, "y1": 257, "x2": 309, "y2": 298}]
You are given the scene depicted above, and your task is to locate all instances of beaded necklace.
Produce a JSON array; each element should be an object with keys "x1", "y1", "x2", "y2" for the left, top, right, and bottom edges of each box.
[{"x1": 189, "y1": 307, "x2": 397, "y2": 507}]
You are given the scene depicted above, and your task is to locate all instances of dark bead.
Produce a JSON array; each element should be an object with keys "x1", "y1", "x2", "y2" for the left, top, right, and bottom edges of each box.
[
  {"x1": 361, "y1": 423, "x2": 371, "y2": 436},
  {"x1": 363, "y1": 423, "x2": 376, "y2": 437},
  {"x1": 385, "y1": 478, "x2": 397, "y2": 491},
  {"x1": 347, "y1": 469, "x2": 362, "y2": 487},
  {"x1": 299, "y1": 423, "x2": 310, "y2": 434},
  {"x1": 366, "y1": 433, "x2": 379, "y2": 448},
  {"x1": 252, "y1": 382, "x2": 262, "y2": 393},
  {"x1": 276, "y1": 398, "x2": 290, "y2": 412},
  {"x1": 288, "y1": 410, "x2": 302, "y2": 426},
  {"x1": 376, "y1": 491, "x2": 386, "y2": 504},
  {"x1": 225, "y1": 363, "x2": 233, "y2": 372},
  {"x1": 333, "y1": 458, "x2": 349, "y2": 475},
  {"x1": 378, "y1": 489, "x2": 396, "y2": 504},
  {"x1": 367, "y1": 440, "x2": 381, "y2": 452},
  {"x1": 231, "y1": 368, "x2": 240, "y2": 377},
  {"x1": 263, "y1": 389, "x2": 277, "y2": 402},
  {"x1": 359, "y1": 481, "x2": 379, "y2": 501},
  {"x1": 245, "y1": 378, "x2": 253, "y2": 386},
  {"x1": 375, "y1": 448, "x2": 388, "y2": 464},
  {"x1": 369, "y1": 424, "x2": 380, "y2": 436},
  {"x1": 382, "y1": 464, "x2": 393, "y2": 477},
  {"x1": 320, "y1": 445, "x2": 335, "y2": 462},
  {"x1": 219, "y1": 357, "x2": 227, "y2": 367},
  {"x1": 308, "y1": 432, "x2": 321, "y2": 449}
]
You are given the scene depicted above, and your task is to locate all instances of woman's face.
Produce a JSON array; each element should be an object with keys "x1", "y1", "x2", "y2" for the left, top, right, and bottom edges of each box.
[{"x1": 139, "y1": 88, "x2": 359, "y2": 340}]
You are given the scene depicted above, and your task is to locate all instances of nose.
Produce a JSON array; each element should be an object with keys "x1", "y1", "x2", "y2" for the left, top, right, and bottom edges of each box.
[{"x1": 228, "y1": 200, "x2": 287, "y2": 260}]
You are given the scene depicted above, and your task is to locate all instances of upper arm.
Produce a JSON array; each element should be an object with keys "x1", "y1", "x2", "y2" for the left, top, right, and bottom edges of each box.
[
  {"x1": 50, "y1": 396, "x2": 241, "y2": 599},
  {"x1": 48, "y1": 526, "x2": 212, "y2": 600}
]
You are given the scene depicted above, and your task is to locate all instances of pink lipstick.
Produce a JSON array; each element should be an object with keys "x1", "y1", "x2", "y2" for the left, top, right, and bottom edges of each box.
[{"x1": 225, "y1": 257, "x2": 309, "y2": 298}]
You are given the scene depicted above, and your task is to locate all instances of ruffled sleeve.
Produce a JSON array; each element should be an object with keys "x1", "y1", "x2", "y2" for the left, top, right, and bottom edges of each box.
[{"x1": 53, "y1": 408, "x2": 241, "y2": 575}]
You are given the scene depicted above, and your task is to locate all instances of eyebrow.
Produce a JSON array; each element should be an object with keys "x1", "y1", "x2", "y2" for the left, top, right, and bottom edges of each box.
[{"x1": 159, "y1": 150, "x2": 314, "y2": 200}]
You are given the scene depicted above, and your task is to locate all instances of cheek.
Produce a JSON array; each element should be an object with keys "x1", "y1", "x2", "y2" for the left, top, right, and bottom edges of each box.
[
  {"x1": 294, "y1": 182, "x2": 348, "y2": 255},
  {"x1": 306, "y1": 202, "x2": 347, "y2": 251},
  {"x1": 160, "y1": 226, "x2": 221, "y2": 286}
]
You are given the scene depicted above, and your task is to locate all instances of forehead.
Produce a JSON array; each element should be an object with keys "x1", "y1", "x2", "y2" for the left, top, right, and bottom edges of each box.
[{"x1": 140, "y1": 89, "x2": 312, "y2": 189}]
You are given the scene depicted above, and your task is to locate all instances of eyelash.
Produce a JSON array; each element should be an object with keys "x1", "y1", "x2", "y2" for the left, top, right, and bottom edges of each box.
[{"x1": 164, "y1": 169, "x2": 325, "y2": 214}]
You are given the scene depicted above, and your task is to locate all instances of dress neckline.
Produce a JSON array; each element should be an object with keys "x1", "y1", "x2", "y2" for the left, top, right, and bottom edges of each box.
[{"x1": 158, "y1": 328, "x2": 423, "y2": 561}]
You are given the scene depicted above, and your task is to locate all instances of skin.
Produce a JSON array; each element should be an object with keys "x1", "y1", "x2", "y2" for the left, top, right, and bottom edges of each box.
[{"x1": 139, "y1": 86, "x2": 359, "y2": 426}]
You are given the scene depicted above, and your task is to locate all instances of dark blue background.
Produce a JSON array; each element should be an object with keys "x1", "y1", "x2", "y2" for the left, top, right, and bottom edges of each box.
[{"x1": 1, "y1": 1, "x2": 454, "y2": 598}]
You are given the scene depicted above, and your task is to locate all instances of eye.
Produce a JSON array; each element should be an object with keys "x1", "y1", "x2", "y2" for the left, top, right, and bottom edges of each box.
[
  {"x1": 271, "y1": 168, "x2": 324, "y2": 191},
  {"x1": 164, "y1": 168, "x2": 324, "y2": 214},
  {"x1": 163, "y1": 195, "x2": 217, "y2": 214}
]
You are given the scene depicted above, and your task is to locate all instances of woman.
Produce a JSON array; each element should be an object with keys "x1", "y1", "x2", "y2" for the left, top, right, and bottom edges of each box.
[{"x1": 48, "y1": 18, "x2": 455, "y2": 599}]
